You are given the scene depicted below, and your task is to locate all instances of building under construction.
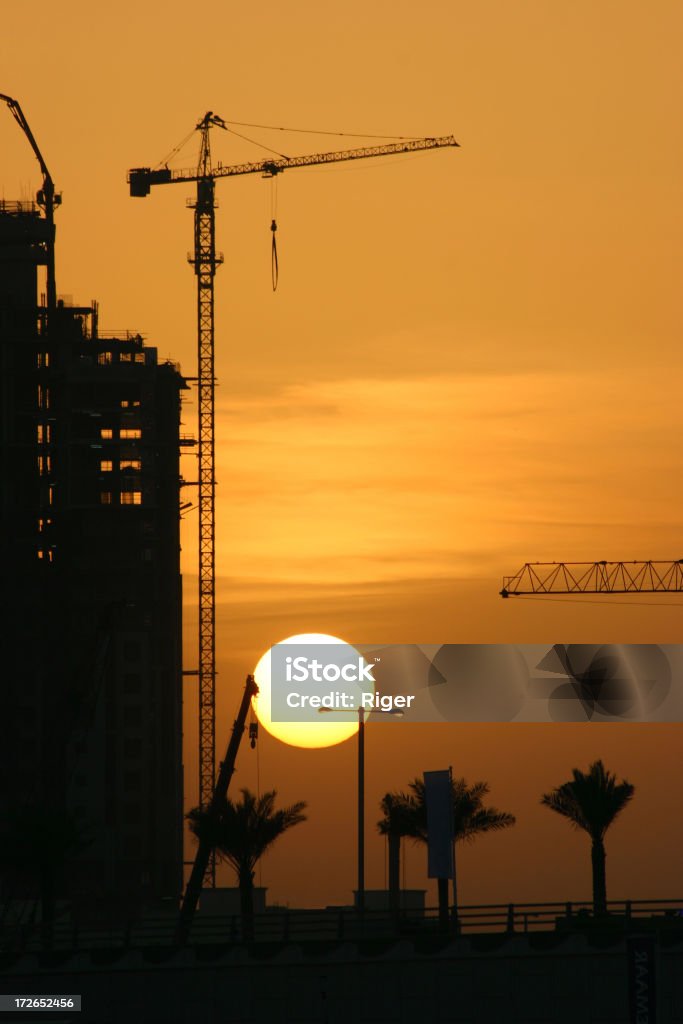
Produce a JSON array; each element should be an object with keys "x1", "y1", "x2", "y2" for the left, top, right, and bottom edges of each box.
[{"x1": 0, "y1": 198, "x2": 186, "y2": 920}]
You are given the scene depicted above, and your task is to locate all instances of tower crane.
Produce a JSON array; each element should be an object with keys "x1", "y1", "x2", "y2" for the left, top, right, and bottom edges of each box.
[
  {"x1": 128, "y1": 114, "x2": 458, "y2": 880},
  {"x1": 500, "y1": 559, "x2": 683, "y2": 597},
  {"x1": 0, "y1": 93, "x2": 61, "y2": 316}
]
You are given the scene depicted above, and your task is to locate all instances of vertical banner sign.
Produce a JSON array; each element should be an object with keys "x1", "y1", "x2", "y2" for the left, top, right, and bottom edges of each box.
[
  {"x1": 627, "y1": 935, "x2": 657, "y2": 1024},
  {"x1": 424, "y1": 769, "x2": 454, "y2": 879}
]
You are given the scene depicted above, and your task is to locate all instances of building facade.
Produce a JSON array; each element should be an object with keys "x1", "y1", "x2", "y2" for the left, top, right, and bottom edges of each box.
[{"x1": 0, "y1": 200, "x2": 186, "y2": 918}]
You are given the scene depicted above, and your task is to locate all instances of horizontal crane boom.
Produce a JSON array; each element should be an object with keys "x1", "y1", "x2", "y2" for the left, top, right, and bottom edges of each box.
[
  {"x1": 128, "y1": 135, "x2": 458, "y2": 195},
  {"x1": 500, "y1": 560, "x2": 683, "y2": 597}
]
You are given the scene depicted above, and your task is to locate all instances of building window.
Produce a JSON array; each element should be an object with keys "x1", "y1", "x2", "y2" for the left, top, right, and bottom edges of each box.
[
  {"x1": 123, "y1": 639, "x2": 141, "y2": 662},
  {"x1": 97, "y1": 351, "x2": 112, "y2": 364},
  {"x1": 100, "y1": 491, "x2": 113, "y2": 505},
  {"x1": 120, "y1": 352, "x2": 132, "y2": 363},
  {"x1": 123, "y1": 771, "x2": 141, "y2": 793},
  {"x1": 100, "y1": 460, "x2": 113, "y2": 472},
  {"x1": 100, "y1": 428, "x2": 114, "y2": 439},
  {"x1": 123, "y1": 834, "x2": 141, "y2": 856},
  {"x1": 123, "y1": 673, "x2": 142, "y2": 694},
  {"x1": 123, "y1": 707, "x2": 142, "y2": 727},
  {"x1": 120, "y1": 429, "x2": 141, "y2": 440},
  {"x1": 134, "y1": 353, "x2": 145, "y2": 364},
  {"x1": 121, "y1": 491, "x2": 142, "y2": 505},
  {"x1": 120, "y1": 459, "x2": 141, "y2": 471}
]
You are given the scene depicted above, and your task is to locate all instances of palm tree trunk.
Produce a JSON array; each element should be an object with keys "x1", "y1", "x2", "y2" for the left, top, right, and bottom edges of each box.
[
  {"x1": 239, "y1": 868, "x2": 255, "y2": 942},
  {"x1": 451, "y1": 842, "x2": 460, "y2": 931},
  {"x1": 591, "y1": 837, "x2": 607, "y2": 915},
  {"x1": 437, "y1": 878, "x2": 449, "y2": 931},
  {"x1": 388, "y1": 833, "x2": 400, "y2": 921}
]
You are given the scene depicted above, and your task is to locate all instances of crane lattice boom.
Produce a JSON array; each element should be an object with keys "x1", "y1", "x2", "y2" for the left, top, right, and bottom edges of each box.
[
  {"x1": 500, "y1": 560, "x2": 683, "y2": 597},
  {"x1": 128, "y1": 135, "x2": 458, "y2": 195}
]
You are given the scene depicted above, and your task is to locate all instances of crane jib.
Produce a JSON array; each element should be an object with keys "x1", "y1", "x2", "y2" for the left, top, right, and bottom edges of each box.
[{"x1": 127, "y1": 135, "x2": 459, "y2": 197}]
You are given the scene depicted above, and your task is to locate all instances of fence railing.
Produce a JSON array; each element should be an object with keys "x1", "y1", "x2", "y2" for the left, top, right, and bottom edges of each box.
[{"x1": 2, "y1": 899, "x2": 683, "y2": 954}]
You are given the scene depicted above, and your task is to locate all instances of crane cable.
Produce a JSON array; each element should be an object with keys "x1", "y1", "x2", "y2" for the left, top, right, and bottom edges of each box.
[
  {"x1": 228, "y1": 119, "x2": 424, "y2": 141},
  {"x1": 270, "y1": 177, "x2": 279, "y2": 291},
  {"x1": 225, "y1": 125, "x2": 290, "y2": 160}
]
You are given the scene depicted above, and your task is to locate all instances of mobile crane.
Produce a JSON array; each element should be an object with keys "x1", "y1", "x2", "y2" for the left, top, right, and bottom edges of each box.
[
  {"x1": 1, "y1": 93, "x2": 60, "y2": 317},
  {"x1": 176, "y1": 672, "x2": 258, "y2": 945}
]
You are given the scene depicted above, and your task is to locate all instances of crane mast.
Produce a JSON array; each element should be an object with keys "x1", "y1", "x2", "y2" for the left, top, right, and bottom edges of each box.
[
  {"x1": 129, "y1": 115, "x2": 458, "y2": 887},
  {"x1": 189, "y1": 115, "x2": 226, "y2": 821}
]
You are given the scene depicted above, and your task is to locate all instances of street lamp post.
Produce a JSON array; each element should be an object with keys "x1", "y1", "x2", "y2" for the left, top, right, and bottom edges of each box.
[
  {"x1": 320, "y1": 705, "x2": 402, "y2": 919},
  {"x1": 357, "y1": 705, "x2": 365, "y2": 916}
]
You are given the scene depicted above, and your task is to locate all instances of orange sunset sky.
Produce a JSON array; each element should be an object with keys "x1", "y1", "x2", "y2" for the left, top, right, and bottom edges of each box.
[{"x1": 3, "y1": 2, "x2": 683, "y2": 908}]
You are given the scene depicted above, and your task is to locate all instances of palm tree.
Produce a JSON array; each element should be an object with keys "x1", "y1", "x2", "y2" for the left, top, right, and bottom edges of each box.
[
  {"x1": 187, "y1": 788, "x2": 306, "y2": 940},
  {"x1": 541, "y1": 759, "x2": 634, "y2": 915},
  {"x1": 377, "y1": 791, "x2": 419, "y2": 919},
  {"x1": 408, "y1": 777, "x2": 516, "y2": 917}
]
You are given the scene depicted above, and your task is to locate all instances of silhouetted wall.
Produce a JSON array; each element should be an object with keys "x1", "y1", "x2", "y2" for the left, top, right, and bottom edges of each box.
[{"x1": 1, "y1": 932, "x2": 678, "y2": 1023}]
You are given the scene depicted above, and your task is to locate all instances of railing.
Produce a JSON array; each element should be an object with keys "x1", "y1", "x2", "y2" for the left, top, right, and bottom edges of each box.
[
  {"x1": 0, "y1": 199, "x2": 39, "y2": 214},
  {"x1": 2, "y1": 899, "x2": 682, "y2": 954}
]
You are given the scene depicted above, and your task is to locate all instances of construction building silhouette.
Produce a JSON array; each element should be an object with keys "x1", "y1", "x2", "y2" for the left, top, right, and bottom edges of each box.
[{"x1": 0, "y1": 198, "x2": 186, "y2": 919}]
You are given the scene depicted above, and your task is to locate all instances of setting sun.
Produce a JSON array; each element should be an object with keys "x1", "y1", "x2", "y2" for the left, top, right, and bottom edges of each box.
[{"x1": 252, "y1": 632, "x2": 367, "y2": 749}]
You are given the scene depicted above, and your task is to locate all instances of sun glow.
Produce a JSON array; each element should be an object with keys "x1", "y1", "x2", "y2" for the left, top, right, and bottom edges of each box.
[{"x1": 253, "y1": 633, "x2": 362, "y2": 749}]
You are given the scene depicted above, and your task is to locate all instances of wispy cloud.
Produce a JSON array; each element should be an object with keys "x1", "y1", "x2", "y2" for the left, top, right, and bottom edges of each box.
[{"x1": 177, "y1": 368, "x2": 683, "y2": 592}]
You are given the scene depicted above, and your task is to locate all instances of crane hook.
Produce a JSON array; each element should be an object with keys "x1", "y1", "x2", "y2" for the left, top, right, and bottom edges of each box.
[{"x1": 271, "y1": 219, "x2": 279, "y2": 291}]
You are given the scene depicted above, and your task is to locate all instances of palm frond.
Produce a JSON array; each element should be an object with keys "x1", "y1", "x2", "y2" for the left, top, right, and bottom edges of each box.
[
  {"x1": 188, "y1": 789, "x2": 307, "y2": 878},
  {"x1": 377, "y1": 791, "x2": 420, "y2": 837},
  {"x1": 406, "y1": 775, "x2": 515, "y2": 846},
  {"x1": 541, "y1": 760, "x2": 634, "y2": 839}
]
